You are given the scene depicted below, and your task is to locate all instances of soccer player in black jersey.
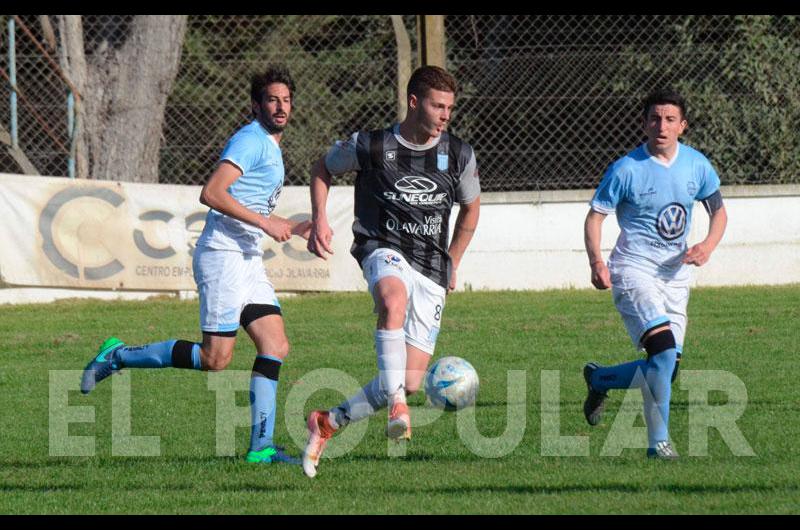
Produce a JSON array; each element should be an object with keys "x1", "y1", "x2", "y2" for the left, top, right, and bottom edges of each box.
[{"x1": 302, "y1": 66, "x2": 481, "y2": 478}]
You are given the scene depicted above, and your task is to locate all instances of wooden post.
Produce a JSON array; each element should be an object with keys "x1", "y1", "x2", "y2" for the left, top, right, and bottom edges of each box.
[
  {"x1": 391, "y1": 15, "x2": 412, "y2": 122},
  {"x1": 417, "y1": 15, "x2": 446, "y2": 68}
]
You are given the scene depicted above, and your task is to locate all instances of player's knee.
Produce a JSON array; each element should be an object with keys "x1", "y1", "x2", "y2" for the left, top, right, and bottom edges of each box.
[
  {"x1": 204, "y1": 353, "x2": 232, "y2": 371},
  {"x1": 378, "y1": 295, "x2": 407, "y2": 321},
  {"x1": 643, "y1": 327, "x2": 676, "y2": 358},
  {"x1": 271, "y1": 338, "x2": 290, "y2": 359}
]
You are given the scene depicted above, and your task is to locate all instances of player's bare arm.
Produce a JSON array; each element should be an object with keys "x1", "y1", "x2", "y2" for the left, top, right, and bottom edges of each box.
[
  {"x1": 447, "y1": 196, "x2": 480, "y2": 292},
  {"x1": 683, "y1": 203, "x2": 727, "y2": 266},
  {"x1": 200, "y1": 160, "x2": 292, "y2": 242},
  {"x1": 584, "y1": 209, "x2": 611, "y2": 289},
  {"x1": 308, "y1": 155, "x2": 335, "y2": 259}
]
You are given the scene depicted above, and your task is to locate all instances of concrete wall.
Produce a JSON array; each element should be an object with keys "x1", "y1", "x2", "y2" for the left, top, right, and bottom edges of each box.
[{"x1": 458, "y1": 185, "x2": 800, "y2": 290}]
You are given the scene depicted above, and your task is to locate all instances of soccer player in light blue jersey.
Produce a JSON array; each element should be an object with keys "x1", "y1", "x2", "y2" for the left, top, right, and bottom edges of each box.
[
  {"x1": 582, "y1": 89, "x2": 728, "y2": 459},
  {"x1": 80, "y1": 65, "x2": 310, "y2": 465}
]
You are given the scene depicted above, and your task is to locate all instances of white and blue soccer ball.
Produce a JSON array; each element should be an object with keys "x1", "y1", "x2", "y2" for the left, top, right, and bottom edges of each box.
[{"x1": 424, "y1": 356, "x2": 479, "y2": 411}]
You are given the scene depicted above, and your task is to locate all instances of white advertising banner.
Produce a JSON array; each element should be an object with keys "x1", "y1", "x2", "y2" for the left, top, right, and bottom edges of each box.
[
  {"x1": 0, "y1": 174, "x2": 365, "y2": 291},
  {"x1": 2, "y1": 174, "x2": 798, "y2": 296}
]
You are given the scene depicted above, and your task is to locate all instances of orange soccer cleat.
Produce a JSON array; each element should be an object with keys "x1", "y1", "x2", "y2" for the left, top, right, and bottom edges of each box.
[
  {"x1": 386, "y1": 401, "x2": 411, "y2": 441},
  {"x1": 302, "y1": 410, "x2": 336, "y2": 478}
]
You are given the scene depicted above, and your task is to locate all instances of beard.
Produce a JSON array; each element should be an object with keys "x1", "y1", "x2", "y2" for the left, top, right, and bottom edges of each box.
[{"x1": 261, "y1": 115, "x2": 287, "y2": 134}]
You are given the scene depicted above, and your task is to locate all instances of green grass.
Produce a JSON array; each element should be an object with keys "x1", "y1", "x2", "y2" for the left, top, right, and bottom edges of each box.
[{"x1": 1, "y1": 285, "x2": 799, "y2": 514}]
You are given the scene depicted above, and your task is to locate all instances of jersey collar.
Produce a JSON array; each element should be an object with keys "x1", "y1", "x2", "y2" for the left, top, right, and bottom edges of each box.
[
  {"x1": 643, "y1": 142, "x2": 680, "y2": 168},
  {"x1": 253, "y1": 119, "x2": 281, "y2": 149},
  {"x1": 392, "y1": 123, "x2": 442, "y2": 151}
]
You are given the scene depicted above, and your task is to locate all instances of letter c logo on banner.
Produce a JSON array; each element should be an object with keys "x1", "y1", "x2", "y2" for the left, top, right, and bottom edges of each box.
[{"x1": 38, "y1": 187, "x2": 125, "y2": 280}]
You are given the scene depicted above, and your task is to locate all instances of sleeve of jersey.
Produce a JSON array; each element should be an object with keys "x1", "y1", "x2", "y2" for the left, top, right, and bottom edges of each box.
[
  {"x1": 456, "y1": 149, "x2": 481, "y2": 204},
  {"x1": 590, "y1": 165, "x2": 624, "y2": 215},
  {"x1": 324, "y1": 132, "x2": 361, "y2": 176},
  {"x1": 220, "y1": 131, "x2": 262, "y2": 174},
  {"x1": 696, "y1": 155, "x2": 722, "y2": 199}
]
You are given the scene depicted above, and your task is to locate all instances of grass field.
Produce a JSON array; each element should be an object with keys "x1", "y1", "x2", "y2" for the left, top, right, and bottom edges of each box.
[{"x1": 1, "y1": 285, "x2": 798, "y2": 514}]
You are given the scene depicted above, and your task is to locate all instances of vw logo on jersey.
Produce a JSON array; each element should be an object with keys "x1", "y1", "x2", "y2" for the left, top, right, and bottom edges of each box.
[
  {"x1": 656, "y1": 202, "x2": 687, "y2": 240},
  {"x1": 394, "y1": 176, "x2": 438, "y2": 193}
]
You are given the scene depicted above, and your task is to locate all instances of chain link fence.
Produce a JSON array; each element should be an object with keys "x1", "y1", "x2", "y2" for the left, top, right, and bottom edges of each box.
[
  {"x1": 164, "y1": 15, "x2": 412, "y2": 187},
  {"x1": 0, "y1": 15, "x2": 71, "y2": 178},
  {"x1": 2, "y1": 15, "x2": 799, "y2": 191},
  {"x1": 447, "y1": 15, "x2": 800, "y2": 190}
]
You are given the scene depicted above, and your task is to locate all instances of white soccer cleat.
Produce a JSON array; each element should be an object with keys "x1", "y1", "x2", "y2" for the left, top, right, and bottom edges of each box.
[
  {"x1": 303, "y1": 410, "x2": 335, "y2": 478},
  {"x1": 647, "y1": 440, "x2": 680, "y2": 460}
]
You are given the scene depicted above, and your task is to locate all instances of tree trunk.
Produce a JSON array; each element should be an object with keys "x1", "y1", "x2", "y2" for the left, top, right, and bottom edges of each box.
[{"x1": 58, "y1": 15, "x2": 187, "y2": 182}]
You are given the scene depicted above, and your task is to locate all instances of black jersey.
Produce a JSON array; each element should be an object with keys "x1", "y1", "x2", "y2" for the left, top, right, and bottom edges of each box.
[{"x1": 325, "y1": 125, "x2": 480, "y2": 289}]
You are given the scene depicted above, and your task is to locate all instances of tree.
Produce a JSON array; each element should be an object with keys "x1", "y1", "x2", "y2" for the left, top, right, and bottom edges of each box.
[
  {"x1": 604, "y1": 15, "x2": 800, "y2": 185},
  {"x1": 56, "y1": 15, "x2": 187, "y2": 182}
]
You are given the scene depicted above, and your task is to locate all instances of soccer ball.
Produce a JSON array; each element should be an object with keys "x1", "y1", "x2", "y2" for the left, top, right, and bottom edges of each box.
[{"x1": 424, "y1": 356, "x2": 479, "y2": 411}]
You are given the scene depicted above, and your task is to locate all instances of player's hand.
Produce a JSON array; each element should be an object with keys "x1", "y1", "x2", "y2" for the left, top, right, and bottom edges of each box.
[
  {"x1": 308, "y1": 219, "x2": 334, "y2": 259},
  {"x1": 291, "y1": 219, "x2": 313, "y2": 241},
  {"x1": 263, "y1": 216, "x2": 292, "y2": 243},
  {"x1": 590, "y1": 260, "x2": 611, "y2": 290},
  {"x1": 448, "y1": 269, "x2": 457, "y2": 294},
  {"x1": 683, "y1": 242, "x2": 711, "y2": 266}
]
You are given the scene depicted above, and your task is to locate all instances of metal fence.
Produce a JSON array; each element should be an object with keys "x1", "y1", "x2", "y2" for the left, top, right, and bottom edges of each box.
[
  {"x1": 447, "y1": 15, "x2": 800, "y2": 190},
  {"x1": 0, "y1": 16, "x2": 71, "y2": 178},
  {"x1": 2, "y1": 15, "x2": 799, "y2": 191},
  {"x1": 163, "y1": 15, "x2": 409, "y2": 187}
]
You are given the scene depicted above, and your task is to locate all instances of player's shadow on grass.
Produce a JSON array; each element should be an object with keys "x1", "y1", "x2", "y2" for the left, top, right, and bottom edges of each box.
[
  {"x1": 407, "y1": 483, "x2": 799, "y2": 495},
  {"x1": 531, "y1": 400, "x2": 781, "y2": 409},
  {"x1": 4, "y1": 456, "x2": 251, "y2": 469},
  {"x1": 344, "y1": 453, "x2": 487, "y2": 463},
  {"x1": 0, "y1": 483, "x2": 84, "y2": 492},
  {"x1": 473, "y1": 400, "x2": 528, "y2": 407},
  {"x1": 215, "y1": 483, "x2": 304, "y2": 493}
]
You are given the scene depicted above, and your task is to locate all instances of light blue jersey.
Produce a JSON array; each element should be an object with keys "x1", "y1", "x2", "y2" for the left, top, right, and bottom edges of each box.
[
  {"x1": 196, "y1": 121, "x2": 284, "y2": 255},
  {"x1": 591, "y1": 142, "x2": 720, "y2": 281}
]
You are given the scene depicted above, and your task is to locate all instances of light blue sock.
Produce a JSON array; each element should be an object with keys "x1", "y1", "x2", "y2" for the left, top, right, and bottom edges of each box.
[
  {"x1": 591, "y1": 359, "x2": 648, "y2": 392},
  {"x1": 191, "y1": 344, "x2": 201, "y2": 369},
  {"x1": 642, "y1": 348, "x2": 678, "y2": 447},
  {"x1": 116, "y1": 340, "x2": 201, "y2": 369},
  {"x1": 249, "y1": 354, "x2": 283, "y2": 452},
  {"x1": 117, "y1": 340, "x2": 175, "y2": 368}
]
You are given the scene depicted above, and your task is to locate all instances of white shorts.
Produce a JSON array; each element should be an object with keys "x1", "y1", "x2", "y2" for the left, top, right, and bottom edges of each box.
[
  {"x1": 193, "y1": 246, "x2": 280, "y2": 333},
  {"x1": 361, "y1": 248, "x2": 446, "y2": 356},
  {"x1": 611, "y1": 268, "x2": 689, "y2": 351}
]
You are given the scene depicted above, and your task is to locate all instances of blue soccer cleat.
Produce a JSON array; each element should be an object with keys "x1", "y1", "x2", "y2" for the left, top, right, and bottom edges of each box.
[
  {"x1": 80, "y1": 337, "x2": 125, "y2": 394},
  {"x1": 246, "y1": 445, "x2": 301, "y2": 465}
]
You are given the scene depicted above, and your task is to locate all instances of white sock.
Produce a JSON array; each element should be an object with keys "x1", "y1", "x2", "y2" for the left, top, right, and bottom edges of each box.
[
  {"x1": 375, "y1": 328, "x2": 407, "y2": 403},
  {"x1": 326, "y1": 411, "x2": 340, "y2": 430},
  {"x1": 330, "y1": 376, "x2": 386, "y2": 427}
]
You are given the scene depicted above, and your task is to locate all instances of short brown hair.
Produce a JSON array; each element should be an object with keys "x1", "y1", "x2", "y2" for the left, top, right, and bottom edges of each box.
[
  {"x1": 642, "y1": 88, "x2": 687, "y2": 120},
  {"x1": 407, "y1": 65, "x2": 457, "y2": 100}
]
